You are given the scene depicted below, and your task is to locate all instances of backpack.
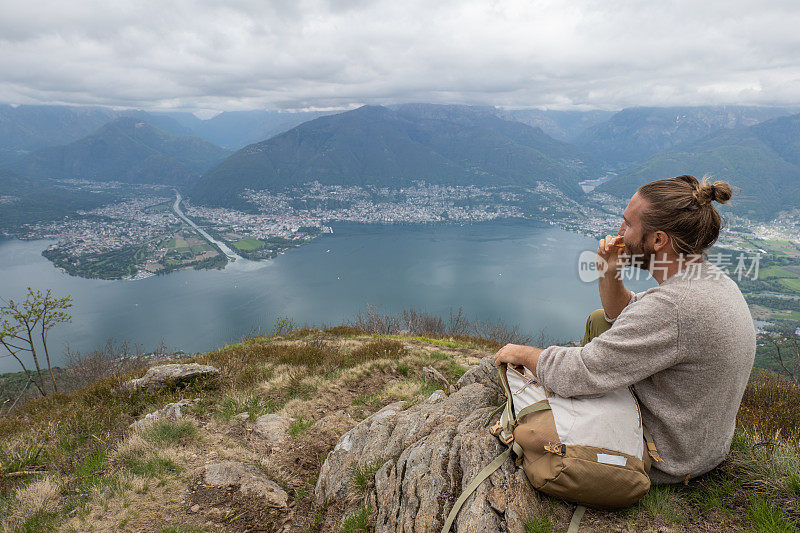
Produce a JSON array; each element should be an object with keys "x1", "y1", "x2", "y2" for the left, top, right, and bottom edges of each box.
[{"x1": 442, "y1": 363, "x2": 663, "y2": 533}]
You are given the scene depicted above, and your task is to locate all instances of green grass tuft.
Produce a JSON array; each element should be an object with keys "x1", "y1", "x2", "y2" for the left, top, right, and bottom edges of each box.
[
  {"x1": 289, "y1": 417, "x2": 314, "y2": 437},
  {"x1": 350, "y1": 461, "x2": 385, "y2": 495},
  {"x1": 140, "y1": 419, "x2": 198, "y2": 446},
  {"x1": 634, "y1": 485, "x2": 686, "y2": 522},
  {"x1": 17, "y1": 508, "x2": 60, "y2": 533},
  {"x1": 352, "y1": 393, "x2": 382, "y2": 407},
  {"x1": 687, "y1": 474, "x2": 738, "y2": 514},
  {"x1": 747, "y1": 495, "x2": 797, "y2": 532},
  {"x1": 0, "y1": 442, "x2": 45, "y2": 476},
  {"x1": 524, "y1": 514, "x2": 556, "y2": 533},
  {"x1": 120, "y1": 454, "x2": 179, "y2": 477},
  {"x1": 340, "y1": 505, "x2": 372, "y2": 533},
  {"x1": 788, "y1": 472, "x2": 800, "y2": 499}
]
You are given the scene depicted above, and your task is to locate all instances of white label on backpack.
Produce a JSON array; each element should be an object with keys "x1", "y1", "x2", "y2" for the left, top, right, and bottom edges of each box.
[{"x1": 596, "y1": 454, "x2": 627, "y2": 466}]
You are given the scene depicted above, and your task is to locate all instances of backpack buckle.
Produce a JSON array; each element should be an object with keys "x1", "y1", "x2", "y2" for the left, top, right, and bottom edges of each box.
[
  {"x1": 545, "y1": 443, "x2": 567, "y2": 456},
  {"x1": 490, "y1": 420, "x2": 504, "y2": 436}
]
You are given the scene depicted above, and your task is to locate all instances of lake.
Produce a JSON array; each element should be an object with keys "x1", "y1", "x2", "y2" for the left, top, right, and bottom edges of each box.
[{"x1": 0, "y1": 221, "x2": 656, "y2": 372}]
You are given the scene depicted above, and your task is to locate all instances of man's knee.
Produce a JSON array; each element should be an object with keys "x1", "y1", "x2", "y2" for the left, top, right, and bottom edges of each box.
[
  {"x1": 583, "y1": 309, "x2": 613, "y2": 346},
  {"x1": 587, "y1": 308, "x2": 609, "y2": 329}
]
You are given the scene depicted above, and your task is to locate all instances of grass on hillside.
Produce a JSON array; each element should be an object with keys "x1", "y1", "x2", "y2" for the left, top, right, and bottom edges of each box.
[{"x1": 0, "y1": 326, "x2": 798, "y2": 532}]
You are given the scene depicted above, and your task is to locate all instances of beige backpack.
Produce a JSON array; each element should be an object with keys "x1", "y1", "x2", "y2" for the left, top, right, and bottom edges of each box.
[{"x1": 442, "y1": 363, "x2": 663, "y2": 533}]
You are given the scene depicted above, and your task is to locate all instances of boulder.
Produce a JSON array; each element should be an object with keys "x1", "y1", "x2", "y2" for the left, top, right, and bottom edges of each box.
[
  {"x1": 130, "y1": 398, "x2": 196, "y2": 430},
  {"x1": 203, "y1": 460, "x2": 290, "y2": 508},
  {"x1": 125, "y1": 363, "x2": 219, "y2": 392},
  {"x1": 316, "y1": 356, "x2": 550, "y2": 532},
  {"x1": 253, "y1": 414, "x2": 293, "y2": 450}
]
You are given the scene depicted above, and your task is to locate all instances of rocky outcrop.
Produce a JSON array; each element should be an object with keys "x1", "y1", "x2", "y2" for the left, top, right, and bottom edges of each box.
[
  {"x1": 203, "y1": 461, "x2": 290, "y2": 508},
  {"x1": 315, "y1": 357, "x2": 552, "y2": 532},
  {"x1": 124, "y1": 363, "x2": 219, "y2": 392},
  {"x1": 130, "y1": 398, "x2": 196, "y2": 430}
]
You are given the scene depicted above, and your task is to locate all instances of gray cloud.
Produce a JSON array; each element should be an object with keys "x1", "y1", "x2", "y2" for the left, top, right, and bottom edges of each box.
[{"x1": 0, "y1": 0, "x2": 799, "y2": 113}]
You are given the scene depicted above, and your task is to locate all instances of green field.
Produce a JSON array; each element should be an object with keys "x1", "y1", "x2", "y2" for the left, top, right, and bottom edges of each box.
[
  {"x1": 766, "y1": 239, "x2": 800, "y2": 257},
  {"x1": 232, "y1": 238, "x2": 266, "y2": 251},
  {"x1": 757, "y1": 265, "x2": 800, "y2": 292},
  {"x1": 161, "y1": 234, "x2": 214, "y2": 255}
]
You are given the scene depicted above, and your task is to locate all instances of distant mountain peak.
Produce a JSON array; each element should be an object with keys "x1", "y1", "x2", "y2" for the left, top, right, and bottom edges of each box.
[
  {"x1": 189, "y1": 104, "x2": 600, "y2": 208},
  {"x1": 13, "y1": 118, "x2": 230, "y2": 185}
]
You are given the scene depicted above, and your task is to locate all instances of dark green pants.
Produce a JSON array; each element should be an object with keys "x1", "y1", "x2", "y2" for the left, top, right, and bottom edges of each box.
[{"x1": 581, "y1": 308, "x2": 613, "y2": 347}]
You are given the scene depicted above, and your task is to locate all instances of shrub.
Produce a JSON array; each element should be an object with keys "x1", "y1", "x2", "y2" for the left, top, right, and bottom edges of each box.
[
  {"x1": 348, "y1": 305, "x2": 532, "y2": 347},
  {"x1": 64, "y1": 339, "x2": 148, "y2": 393},
  {"x1": 738, "y1": 372, "x2": 800, "y2": 440},
  {"x1": 325, "y1": 326, "x2": 368, "y2": 337},
  {"x1": 350, "y1": 340, "x2": 408, "y2": 363}
]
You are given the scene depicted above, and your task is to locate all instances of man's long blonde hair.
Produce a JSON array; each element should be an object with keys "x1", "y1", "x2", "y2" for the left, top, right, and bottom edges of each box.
[{"x1": 637, "y1": 175, "x2": 734, "y2": 256}]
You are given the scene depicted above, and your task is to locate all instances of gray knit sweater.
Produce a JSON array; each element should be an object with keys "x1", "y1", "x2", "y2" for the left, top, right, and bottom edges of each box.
[{"x1": 536, "y1": 261, "x2": 756, "y2": 483}]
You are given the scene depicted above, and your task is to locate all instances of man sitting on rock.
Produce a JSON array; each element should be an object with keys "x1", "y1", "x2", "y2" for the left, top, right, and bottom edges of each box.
[{"x1": 494, "y1": 174, "x2": 756, "y2": 483}]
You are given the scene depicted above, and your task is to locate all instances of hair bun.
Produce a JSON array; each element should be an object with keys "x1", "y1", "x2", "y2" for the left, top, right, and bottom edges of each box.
[{"x1": 693, "y1": 178, "x2": 732, "y2": 206}]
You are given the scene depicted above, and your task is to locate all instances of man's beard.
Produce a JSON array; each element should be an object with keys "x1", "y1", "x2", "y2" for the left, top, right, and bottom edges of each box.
[{"x1": 623, "y1": 234, "x2": 655, "y2": 271}]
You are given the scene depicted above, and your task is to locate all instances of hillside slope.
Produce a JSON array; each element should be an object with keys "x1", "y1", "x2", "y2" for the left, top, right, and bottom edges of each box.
[{"x1": 0, "y1": 330, "x2": 797, "y2": 532}]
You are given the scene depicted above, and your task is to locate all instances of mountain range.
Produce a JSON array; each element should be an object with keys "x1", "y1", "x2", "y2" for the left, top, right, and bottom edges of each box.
[
  {"x1": 12, "y1": 118, "x2": 230, "y2": 185},
  {"x1": 188, "y1": 104, "x2": 600, "y2": 207},
  {"x1": 2, "y1": 102, "x2": 800, "y2": 220},
  {"x1": 574, "y1": 106, "x2": 797, "y2": 168},
  {"x1": 598, "y1": 113, "x2": 800, "y2": 219},
  {"x1": 0, "y1": 104, "x2": 332, "y2": 165}
]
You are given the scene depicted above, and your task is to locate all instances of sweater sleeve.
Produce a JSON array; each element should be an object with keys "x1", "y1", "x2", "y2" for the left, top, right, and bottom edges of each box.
[
  {"x1": 603, "y1": 289, "x2": 647, "y2": 323},
  {"x1": 537, "y1": 289, "x2": 682, "y2": 398}
]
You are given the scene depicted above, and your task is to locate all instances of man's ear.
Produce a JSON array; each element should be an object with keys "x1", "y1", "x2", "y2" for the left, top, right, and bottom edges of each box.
[{"x1": 652, "y1": 230, "x2": 670, "y2": 253}]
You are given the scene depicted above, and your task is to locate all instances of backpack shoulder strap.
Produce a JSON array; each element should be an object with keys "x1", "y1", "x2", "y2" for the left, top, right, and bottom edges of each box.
[
  {"x1": 567, "y1": 505, "x2": 586, "y2": 533},
  {"x1": 440, "y1": 448, "x2": 511, "y2": 533},
  {"x1": 441, "y1": 365, "x2": 552, "y2": 533}
]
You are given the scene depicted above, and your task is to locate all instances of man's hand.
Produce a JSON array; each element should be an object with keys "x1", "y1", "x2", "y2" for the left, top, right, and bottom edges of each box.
[
  {"x1": 597, "y1": 234, "x2": 625, "y2": 278},
  {"x1": 493, "y1": 343, "x2": 543, "y2": 374}
]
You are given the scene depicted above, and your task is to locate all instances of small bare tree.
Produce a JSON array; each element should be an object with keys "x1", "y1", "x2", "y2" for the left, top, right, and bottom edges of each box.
[
  {"x1": 763, "y1": 330, "x2": 800, "y2": 384},
  {"x1": 0, "y1": 288, "x2": 73, "y2": 396}
]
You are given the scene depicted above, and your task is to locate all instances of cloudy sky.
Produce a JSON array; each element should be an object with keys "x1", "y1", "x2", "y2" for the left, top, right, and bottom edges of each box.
[{"x1": 1, "y1": 0, "x2": 799, "y2": 115}]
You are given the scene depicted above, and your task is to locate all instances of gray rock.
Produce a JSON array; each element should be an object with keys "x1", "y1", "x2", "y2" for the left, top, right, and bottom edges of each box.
[
  {"x1": 453, "y1": 356, "x2": 499, "y2": 392},
  {"x1": 316, "y1": 357, "x2": 545, "y2": 532},
  {"x1": 125, "y1": 363, "x2": 219, "y2": 392},
  {"x1": 130, "y1": 398, "x2": 196, "y2": 430},
  {"x1": 203, "y1": 460, "x2": 289, "y2": 508},
  {"x1": 253, "y1": 413, "x2": 292, "y2": 450}
]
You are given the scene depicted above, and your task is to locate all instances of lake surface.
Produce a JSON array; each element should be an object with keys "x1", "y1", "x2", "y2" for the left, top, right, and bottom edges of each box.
[{"x1": 0, "y1": 221, "x2": 656, "y2": 372}]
